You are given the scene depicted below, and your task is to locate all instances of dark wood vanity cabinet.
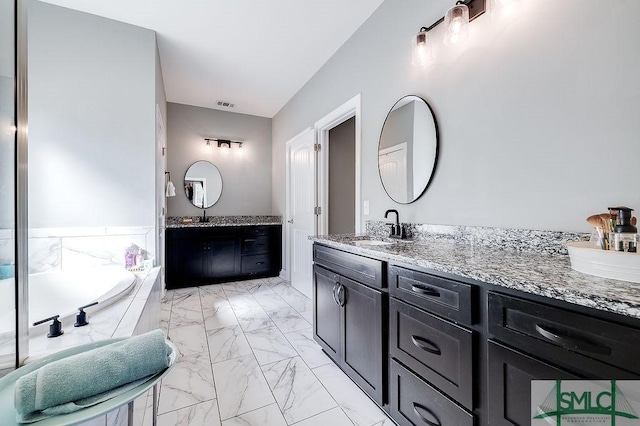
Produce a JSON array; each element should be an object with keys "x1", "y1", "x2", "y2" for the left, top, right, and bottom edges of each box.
[
  {"x1": 312, "y1": 242, "x2": 640, "y2": 426},
  {"x1": 312, "y1": 245, "x2": 386, "y2": 405},
  {"x1": 166, "y1": 225, "x2": 281, "y2": 289}
]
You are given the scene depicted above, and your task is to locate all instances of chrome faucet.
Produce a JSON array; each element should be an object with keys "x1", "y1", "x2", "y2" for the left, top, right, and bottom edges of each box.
[
  {"x1": 384, "y1": 209, "x2": 405, "y2": 239},
  {"x1": 201, "y1": 209, "x2": 208, "y2": 223}
]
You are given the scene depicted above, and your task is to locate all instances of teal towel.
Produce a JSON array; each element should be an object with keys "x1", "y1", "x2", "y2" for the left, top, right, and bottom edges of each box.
[{"x1": 14, "y1": 329, "x2": 170, "y2": 422}]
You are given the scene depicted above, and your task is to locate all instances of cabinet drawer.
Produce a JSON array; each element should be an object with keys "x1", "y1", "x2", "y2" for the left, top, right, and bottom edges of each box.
[
  {"x1": 390, "y1": 359, "x2": 473, "y2": 426},
  {"x1": 389, "y1": 265, "x2": 474, "y2": 325},
  {"x1": 390, "y1": 298, "x2": 473, "y2": 410},
  {"x1": 242, "y1": 236, "x2": 270, "y2": 254},
  {"x1": 241, "y1": 254, "x2": 273, "y2": 274},
  {"x1": 314, "y1": 244, "x2": 384, "y2": 289},
  {"x1": 243, "y1": 226, "x2": 272, "y2": 237},
  {"x1": 488, "y1": 292, "x2": 640, "y2": 375}
]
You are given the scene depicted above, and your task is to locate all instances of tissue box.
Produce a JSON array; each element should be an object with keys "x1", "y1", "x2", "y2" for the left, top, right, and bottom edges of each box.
[{"x1": 566, "y1": 241, "x2": 640, "y2": 283}]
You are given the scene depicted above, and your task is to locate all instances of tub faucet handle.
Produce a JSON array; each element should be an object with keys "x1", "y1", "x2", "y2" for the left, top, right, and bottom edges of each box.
[
  {"x1": 33, "y1": 314, "x2": 64, "y2": 338},
  {"x1": 75, "y1": 301, "x2": 99, "y2": 327}
]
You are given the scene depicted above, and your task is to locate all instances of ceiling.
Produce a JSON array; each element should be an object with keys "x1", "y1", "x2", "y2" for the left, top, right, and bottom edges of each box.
[{"x1": 38, "y1": 0, "x2": 384, "y2": 118}]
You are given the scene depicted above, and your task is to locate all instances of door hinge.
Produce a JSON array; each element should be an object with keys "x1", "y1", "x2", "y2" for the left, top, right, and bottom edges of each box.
[
  {"x1": 314, "y1": 143, "x2": 321, "y2": 152},
  {"x1": 314, "y1": 206, "x2": 322, "y2": 215},
  {"x1": 162, "y1": 147, "x2": 166, "y2": 156}
]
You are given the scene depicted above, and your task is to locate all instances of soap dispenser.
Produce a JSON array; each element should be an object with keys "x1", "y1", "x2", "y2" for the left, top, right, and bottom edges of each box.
[{"x1": 609, "y1": 206, "x2": 637, "y2": 252}]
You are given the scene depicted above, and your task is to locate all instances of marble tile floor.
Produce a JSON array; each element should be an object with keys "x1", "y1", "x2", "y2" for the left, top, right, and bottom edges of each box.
[{"x1": 146, "y1": 277, "x2": 394, "y2": 426}]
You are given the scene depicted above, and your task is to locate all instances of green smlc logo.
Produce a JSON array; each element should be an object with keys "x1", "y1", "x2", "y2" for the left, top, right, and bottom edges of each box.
[{"x1": 533, "y1": 380, "x2": 639, "y2": 425}]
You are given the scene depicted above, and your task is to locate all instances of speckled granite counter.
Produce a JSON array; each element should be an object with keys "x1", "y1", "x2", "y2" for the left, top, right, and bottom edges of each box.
[
  {"x1": 166, "y1": 215, "x2": 282, "y2": 228},
  {"x1": 311, "y1": 234, "x2": 640, "y2": 320}
]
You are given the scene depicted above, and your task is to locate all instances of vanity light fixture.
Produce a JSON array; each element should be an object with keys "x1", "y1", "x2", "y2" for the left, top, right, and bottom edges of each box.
[
  {"x1": 444, "y1": 2, "x2": 470, "y2": 46},
  {"x1": 412, "y1": 27, "x2": 432, "y2": 68},
  {"x1": 412, "y1": 0, "x2": 485, "y2": 67},
  {"x1": 204, "y1": 138, "x2": 243, "y2": 149}
]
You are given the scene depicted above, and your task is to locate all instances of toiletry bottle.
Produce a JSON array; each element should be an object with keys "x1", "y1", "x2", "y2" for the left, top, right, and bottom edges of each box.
[
  {"x1": 135, "y1": 248, "x2": 144, "y2": 266},
  {"x1": 125, "y1": 245, "x2": 136, "y2": 268},
  {"x1": 608, "y1": 206, "x2": 637, "y2": 252}
]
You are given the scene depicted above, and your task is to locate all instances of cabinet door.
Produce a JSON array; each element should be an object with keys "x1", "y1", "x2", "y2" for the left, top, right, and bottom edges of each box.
[
  {"x1": 487, "y1": 340, "x2": 580, "y2": 426},
  {"x1": 313, "y1": 265, "x2": 341, "y2": 360},
  {"x1": 204, "y1": 235, "x2": 241, "y2": 278},
  {"x1": 166, "y1": 233, "x2": 205, "y2": 287},
  {"x1": 340, "y1": 276, "x2": 384, "y2": 405}
]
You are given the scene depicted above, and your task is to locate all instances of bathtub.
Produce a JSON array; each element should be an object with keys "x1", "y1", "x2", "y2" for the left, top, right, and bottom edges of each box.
[{"x1": 0, "y1": 267, "x2": 136, "y2": 339}]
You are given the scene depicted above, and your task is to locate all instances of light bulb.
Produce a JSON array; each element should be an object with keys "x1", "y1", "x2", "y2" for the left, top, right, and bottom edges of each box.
[
  {"x1": 444, "y1": 3, "x2": 469, "y2": 46},
  {"x1": 412, "y1": 29, "x2": 432, "y2": 68},
  {"x1": 491, "y1": 0, "x2": 522, "y2": 18}
]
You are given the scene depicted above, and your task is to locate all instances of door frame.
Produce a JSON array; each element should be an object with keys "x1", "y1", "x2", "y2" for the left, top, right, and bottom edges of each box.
[
  {"x1": 155, "y1": 104, "x2": 166, "y2": 291},
  {"x1": 315, "y1": 93, "x2": 362, "y2": 235},
  {"x1": 283, "y1": 127, "x2": 314, "y2": 281},
  {"x1": 283, "y1": 94, "x2": 362, "y2": 281}
]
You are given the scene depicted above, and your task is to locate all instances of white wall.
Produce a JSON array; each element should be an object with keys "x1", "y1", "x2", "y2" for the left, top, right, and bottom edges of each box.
[
  {"x1": 28, "y1": 0, "x2": 157, "y2": 229},
  {"x1": 273, "y1": 0, "x2": 640, "y2": 232},
  {"x1": 166, "y1": 102, "x2": 273, "y2": 217}
]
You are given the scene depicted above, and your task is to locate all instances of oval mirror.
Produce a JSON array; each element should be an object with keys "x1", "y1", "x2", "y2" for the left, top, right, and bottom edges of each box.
[
  {"x1": 184, "y1": 161, "x2": 223, "y2": 208},
  {"x1": 378, "y1": 95, "x2": 439, "y2": 204}
]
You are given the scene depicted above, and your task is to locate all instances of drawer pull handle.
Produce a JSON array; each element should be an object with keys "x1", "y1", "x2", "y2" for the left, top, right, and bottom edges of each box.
[
  {"x1": 245, "y1": 239, "x2": 257, "y2": 242},
  {"x1": 255, "y1": 261, "x2": 265, "y2": 265},
  {"x1": 535, "y1": 324, "x2": 611, "y2": 355},
  {"x1": 411, "y1": 284, "x2": 440, "y2": 297},
  {"x1": 411, "y1": 335, "x2": 441, "y2": 355},
  {"x1": 412, "y1": 402, "x2": 441, "y2": 426},
  {"x1": 332, "y1": 282, "x2": 340, "y2": 305}
]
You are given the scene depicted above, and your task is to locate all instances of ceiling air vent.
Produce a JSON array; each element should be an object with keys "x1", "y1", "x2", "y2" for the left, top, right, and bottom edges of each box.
[{"x1": 217, "y1": 101, "x2": 235, "y2": 108}]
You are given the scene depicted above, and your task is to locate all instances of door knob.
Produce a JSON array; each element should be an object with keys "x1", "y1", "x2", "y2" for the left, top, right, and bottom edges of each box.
[{"x1": 287, "y1": 219, "x2": 294, "y2": 224}]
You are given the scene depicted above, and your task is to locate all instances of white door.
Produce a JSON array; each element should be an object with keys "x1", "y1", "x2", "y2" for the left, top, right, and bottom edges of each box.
[
  {"x1": 287, "y1": 128, "x2": 316, "y2": 298},
  {"x1": 379, "y1": 142, "x2": 408, "y2": 202}
]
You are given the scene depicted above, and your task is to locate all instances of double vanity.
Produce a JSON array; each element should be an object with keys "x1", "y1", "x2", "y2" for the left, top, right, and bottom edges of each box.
[{"x1": 311, "y1": 227, "x2": 640, "y2": 426}]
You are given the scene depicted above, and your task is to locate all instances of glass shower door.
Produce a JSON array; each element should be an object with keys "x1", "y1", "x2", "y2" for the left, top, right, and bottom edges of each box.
[{"x1": 0, "y1": 0, "x2": 17, "y2": 377}]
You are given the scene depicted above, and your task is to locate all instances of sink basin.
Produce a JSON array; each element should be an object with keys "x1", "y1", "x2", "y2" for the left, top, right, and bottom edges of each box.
[{"x1": 352, "y1": 240, "x2": 393, "y2": 247}]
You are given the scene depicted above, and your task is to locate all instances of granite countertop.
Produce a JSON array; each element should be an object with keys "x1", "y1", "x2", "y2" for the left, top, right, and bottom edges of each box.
[
  {"x1": 166, "y1": 215, "x2": 282, "y2": 228},
  {"x1": 312, "y1": 234, "x2": 640, "y2": 320}
]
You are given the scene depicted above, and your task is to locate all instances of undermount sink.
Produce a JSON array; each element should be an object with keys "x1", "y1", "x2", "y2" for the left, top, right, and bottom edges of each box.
[{"x1": 352, "y1": 240, "x2": 394, "y2": 247}]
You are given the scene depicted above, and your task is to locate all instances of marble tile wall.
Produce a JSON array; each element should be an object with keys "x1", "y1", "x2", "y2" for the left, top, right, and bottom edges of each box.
[{"x1": 0, "y1": 226, "x2": 156, "y2": 274}]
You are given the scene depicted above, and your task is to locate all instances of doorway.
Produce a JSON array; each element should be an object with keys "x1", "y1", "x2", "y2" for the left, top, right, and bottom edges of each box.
[
  {"x1": 327, "y1": 117, "x2": 356, "y2": 234},
  {"x1": 285, "y1": 94, "x2": 361, "y2": 298}
]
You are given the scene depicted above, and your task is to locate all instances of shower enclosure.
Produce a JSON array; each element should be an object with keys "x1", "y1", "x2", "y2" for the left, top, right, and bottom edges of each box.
[{"x1": 0, "y1": 0, "x2": 28, "y2": 376}]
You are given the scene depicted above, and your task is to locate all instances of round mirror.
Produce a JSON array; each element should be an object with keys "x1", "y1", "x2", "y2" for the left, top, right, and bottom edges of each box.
[
  {"x1": 378, "y1": 95, "x2": 438, "y2": 204},
  {"x1": 184, "y1": 161, "x2": 223, "y2": 208}
]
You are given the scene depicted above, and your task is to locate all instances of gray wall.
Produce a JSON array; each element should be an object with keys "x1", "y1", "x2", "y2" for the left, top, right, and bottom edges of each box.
[
  {"x1": 28, "y1": 1, "x2": 158, "y2": 228},
  {"x1": 166, "y1": 103, "x2": 272, "y2": 217},
  {"x1": 273, "y1": 0, "x2": 640, "y2": 232},
  {"x1": 329, "y1": 117, "x2": 356, "y2": 234}
]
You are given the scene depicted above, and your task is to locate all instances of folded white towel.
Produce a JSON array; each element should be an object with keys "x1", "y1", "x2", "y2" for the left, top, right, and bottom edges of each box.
[{"x1": 166, "y1": 181, "x2": 176, "y2": 197}]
